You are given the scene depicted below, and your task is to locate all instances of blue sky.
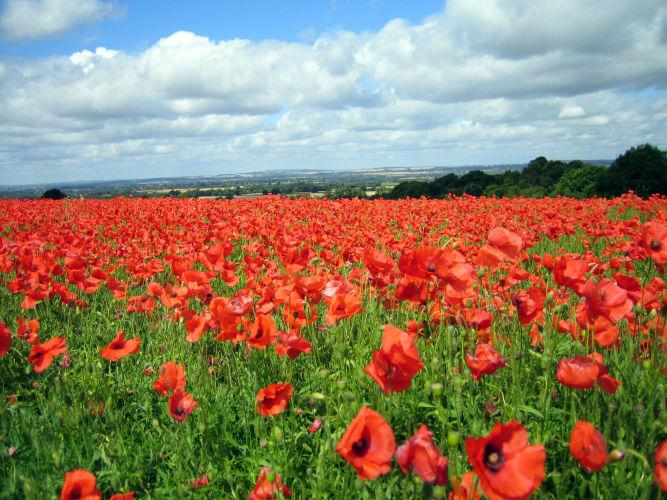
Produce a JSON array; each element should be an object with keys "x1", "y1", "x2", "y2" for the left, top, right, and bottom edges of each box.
[
  {"x1": 0, "y1": 0, "x2": 666, "y2": 185},
  {"x1": 1, "y1": 1, "x2": 445, "y2": 57}
]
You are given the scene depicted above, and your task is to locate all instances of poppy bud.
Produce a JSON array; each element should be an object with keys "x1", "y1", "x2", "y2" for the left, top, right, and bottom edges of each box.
[
  {"x1": 336, "y1": 379, "x2": 346, "y2": 389},
  {"x1": 609, "y1": 448, "x2": 625, "y2": 462},
  {"x1": 431, "y1": 382, "x2": 443, "y2": 397},
  {"x1": 431, "y1": 357, "x2": 442, "y2": 371},
  {"x1": 447, "y1": 431, "x2": 460, "y2": 447},
  {"x1": 273, "y1": 426, "x2": 284, "y2": 443},
  {"x1": 642, "y1": 359, "x2": 652, "y2": 370},
  {"x1": 151, "y1": 419, "x2": 160, "y2": 429},
  {"x1": 648, "y1": 308, "x2": 657, "y2": 319},
  {"x1": 432, "y1": 485, "x2": 447, "y2": 499},
  {"x1": 342, "y1": 391, "x2": 356, "y2": 401},
  {"x1": 310, "y1": 392, "x2": 326, "y2": 401}
]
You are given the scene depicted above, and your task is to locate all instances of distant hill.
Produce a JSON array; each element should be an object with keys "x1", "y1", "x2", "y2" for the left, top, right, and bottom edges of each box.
[{"x1": 0, "y1": 161, "x2": 613, "y2": 199}]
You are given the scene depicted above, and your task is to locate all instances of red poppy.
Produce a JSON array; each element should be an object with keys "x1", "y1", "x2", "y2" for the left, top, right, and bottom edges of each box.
[
  {"x1": 581, "y1": 278, "x2": 632, "y2": 324},
  {"x1": 109, "y1": 493, "x2": 135, "y2": 500},
  {"x1": 324, "y1": 292, "x2": 363, "y2": 325},
  {"x1": 256, "y1": 382, "x2": 293, "y2": 417},
  {"x1": 249, "y1": 467, "x2": 291, "y2": 499},
  {"x1": 99, "y1": 331, "x2": 140, "y2": 361},
  {"x1": 465, "y1": 343, "x2": 507, "y2": 381},
  {"x1": 556, "y1": 356, "x2": 599, "y2": 389},
  {"x1": 28, "y1": 336, "x2": 67, "y2": 373},
  {"x1": 552, "y1": 255, "x2": 589, "y2": 294},
  {"x1": 556, "y1": 354, "x2": 621, "y2": 394},
  {"x1": 153, "y1": 361, "x2": 186, "y2": 396},
  {"x1": 60, "y1": 469, "x2": 102, "y2": 500},
  {"x1": 477, "y1": 227, "x2": 523, "y2": 266},
  {"x1": 246, "y1": 314, "x2": 278, "y2": 349},
  {"x1": 512, "y1": 287, "x2": 545, "y2": 326},
  {"x1": 336, "y1": 406, "x2": 396, "y2": 480},
  {"x1": 396, "y1": 424, "x2": 448, "y2": 485},
  {"x1": 449, "y1": 471, "x2": 482, "y2": 500},
  {"x1": 190, "y1": 475, "x2": 209, "y2": 489},
  {"x1": 275, "y1": 330, "x2": 312, "y2": 360},
  {"x1": 365, "y1": 324, "x2": 423, "y2": 394},
  {"x1": 654, "y1": 439, "x2": 667, "y2": 492},
  {"x1": 398, "y1": 246, "x2": 443, "y2": 281},
  {"x1": 465, "y1": 420, "x2": 546, "y2": 500},
  {"x1": 16, "y1": 317, "x2": 40, "y2": 344},
  {"x1": 184, "y1": 313, "x2": 210, "y2": 343},
  {"x1": 0, "y1": 322, "x2": 10, "y2": 356},
  {"x1": 308, "y1": 418, "x2": 323, "y2": 433},
  {"x1": 640, "y1": 221, "x2": 667, "y2": 264},
  {"x1": 168, "y1": 388, "x2": 198, "y2": 421},
  {"x1": 569, "y1": 420, "x2": 608, "y2": 472}
]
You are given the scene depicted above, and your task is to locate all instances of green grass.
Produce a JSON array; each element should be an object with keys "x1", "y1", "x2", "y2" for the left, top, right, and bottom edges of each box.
[{"x1": 1, "y1": 224, "x2": 666, "y2": 499}]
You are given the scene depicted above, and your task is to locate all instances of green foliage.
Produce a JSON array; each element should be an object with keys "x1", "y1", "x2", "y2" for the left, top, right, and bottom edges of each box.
[
  {"x1": 552, "y1": 165, "x2": 606, "y2": 198},
  {"x1": 324, "y1": 186, "x2": 368, "y2": 199},
  {"x1": 41, "y1": 188, "x2": 67, "y2": 200},
  {"x1": 385, "y1": 144, "x2": 667, "y2": 199},
  {"x1": 597, "y1": 144, "x2": 667, "y2": 198}
]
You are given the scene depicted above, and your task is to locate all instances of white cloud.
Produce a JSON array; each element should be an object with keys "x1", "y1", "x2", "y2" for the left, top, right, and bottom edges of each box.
[
  {"x1": 1, "y1": 0, "x2": 117, "y2": 39},
  {"x1": 558, "y1": 105, "x2": 586, "y2": 119},
  {"x1": 1, "y1": 0, "x2": 666, "y2": 184}
]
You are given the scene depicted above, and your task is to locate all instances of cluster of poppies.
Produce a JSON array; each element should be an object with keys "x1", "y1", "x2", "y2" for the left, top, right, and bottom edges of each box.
[{"x1": 0, "y1": 194, "x2": 665, "y2": 497}]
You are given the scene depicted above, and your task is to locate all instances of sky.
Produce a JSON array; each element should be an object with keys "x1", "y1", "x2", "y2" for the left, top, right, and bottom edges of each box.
[{"x1": 0, "y1": 0, "x2": 666, "y2": 185}]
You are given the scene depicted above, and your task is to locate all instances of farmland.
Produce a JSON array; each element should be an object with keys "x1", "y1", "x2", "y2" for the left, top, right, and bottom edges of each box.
[{"x1": 0, "y1": 194, "x2": 665, "y2": 499}]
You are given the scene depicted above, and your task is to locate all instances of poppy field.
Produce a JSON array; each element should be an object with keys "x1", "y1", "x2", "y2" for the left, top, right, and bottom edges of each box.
[{"x1": 0, "y1": 194, "x2": 666, "y2": 499}]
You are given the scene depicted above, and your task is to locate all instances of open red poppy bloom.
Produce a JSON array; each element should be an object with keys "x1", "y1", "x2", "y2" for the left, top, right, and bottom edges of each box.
[
  {"x1": 465, "y1": 343, "x2": 507, "y2": 381},
  {"x1": 249, "y1": 467, "x2": 292, "y2": 499},
  {"x1": 168, "y1": 388, "x2": 198, "y2": 421},
  {"x1": 16, "y1": 317, "x2": 40, "y2": 344},
  {"x1": 477, "y1": 227, "x2": 523, "y2": 266},
  {"x1": 641, "y1": 221, "x2": 667, "y2": 264},
  {"x1": 512, "y1": 287, "x2": 545, "y2": 326},
  {"x1": 466, "y1": 420, "x2": 546, "y2": 500},
  {"x1": 100, "y1": 331, "x2": 140, "y2": 361},
  {"x1": 275, "y1": 330, "x2": 312, "y2": 360},
  {"x1": 0, "y1": 322, "x2": 10, "y2": 356},
  {"x1": 256, "y1": 382, "x2": 293, "y2": 417},
  {"x1": 246, "y1": 314, "x2": 278, "y2": 349},
  {"x1": 556, "y1": 356, "x2": 599, "y2": 389},
  {"x1": 655, "y1": 440, "x2": 667, "y2": 492},
  {"x1": 324, "y1": 292, "x2": 363, "y2": 325},
  {"x1": 28, "y1": 336, "x2": 67, "y2": 373},
  {"x1": 365, "y1": 324, "x2": 423, "y2": 394},
  {"x1": 556, "y1": 354, "x2": 621, "y2": 394},
  {"x1": 581, "y1": 279, "x2": 632, "y2": 324},
  {"x1": 60, "y1": 469, "x2": 102, "y2": 500},
  {"x1": 153, "y1": 361, "x2": 186, "y2": 395},
  {"x1": 336, "y1": 406, "x2": 396, "y2": 480},
  {"x1": 396, "y1": 424, "x2": 448, "y2": 485},
  {"x1": 184, "y1": 313, "x2": 210, "y2": 343},
  {"x1": 569, "y1": 420, "x2": 608, "y2": 472}
]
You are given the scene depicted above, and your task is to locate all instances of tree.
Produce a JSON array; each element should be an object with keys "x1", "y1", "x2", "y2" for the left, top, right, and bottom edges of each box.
[
  {"x1": 552, "y1": 164, "x2": 606, "y2": 198},
  {"x1": 597, "y1": 144, "x2": 667, "y2": 198},
  {"x1": 41, "y1": 188, "x2": 67, "y2": 199}
]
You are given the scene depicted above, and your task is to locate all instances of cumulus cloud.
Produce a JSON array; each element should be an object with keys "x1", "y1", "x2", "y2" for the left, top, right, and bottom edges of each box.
[
  {"x1": 1, "y1": 0, "x2": 117, "y2": 39},
  {"x1": 1, "y1": 0, "x2": 666, "y2": 184}
]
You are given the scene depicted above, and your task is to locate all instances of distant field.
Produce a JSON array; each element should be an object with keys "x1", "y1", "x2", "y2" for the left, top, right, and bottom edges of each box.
[{"x1": 0, "y1": 195, "x2": 665, "y2": 498}]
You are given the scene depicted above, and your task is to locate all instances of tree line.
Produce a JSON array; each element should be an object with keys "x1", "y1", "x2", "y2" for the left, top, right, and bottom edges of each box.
[{"x1": 382, "y1": 144, "x2": 666, "y2": 200}]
